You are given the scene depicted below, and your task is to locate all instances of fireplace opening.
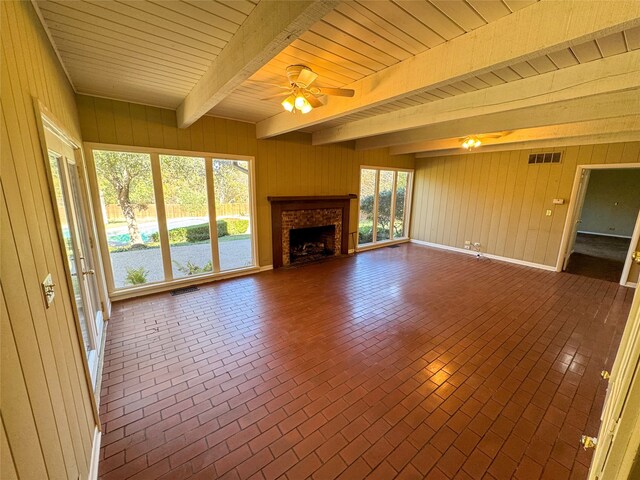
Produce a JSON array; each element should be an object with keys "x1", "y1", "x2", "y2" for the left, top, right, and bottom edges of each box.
[{"x1": 289, "y1": 225, "x2": 336, "y2": 264}]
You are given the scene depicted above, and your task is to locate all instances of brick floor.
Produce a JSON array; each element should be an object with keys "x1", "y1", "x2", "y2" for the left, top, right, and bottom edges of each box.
[{"x1": 98, "y1": 244, "x2": 634, "y2": 479}]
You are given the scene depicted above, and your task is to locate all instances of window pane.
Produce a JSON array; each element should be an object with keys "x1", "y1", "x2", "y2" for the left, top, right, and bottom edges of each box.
[
  {"x1": 213, "y1": 159, "x2": 253, "y2": 270},
  {"x1": 49, "y1": 154, "x2": 91, "y2": 354},
  {"x1": 394, "y1": 172, "x2": 409, "y2": 239},
  {"x1": 359, "y1": 169, "x2": 377, "y2": 244},
  {"x1": 94, "y1": 150, "x2": 164, "y2": 288},
  {"x1": 377, "y1": 170, "x2": 394, "y2": 241},
  {"x1": 160, "y1": 155, "x2": 212, "y2": 279}
]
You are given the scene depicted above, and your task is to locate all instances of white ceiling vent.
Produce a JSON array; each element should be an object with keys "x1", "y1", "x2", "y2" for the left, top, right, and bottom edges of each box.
[{"x1": 528, "y1": 152, "x2": 562, "y2": 164}]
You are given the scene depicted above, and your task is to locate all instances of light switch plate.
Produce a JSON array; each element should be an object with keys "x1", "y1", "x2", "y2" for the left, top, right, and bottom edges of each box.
[{"x1": 42, "y1": 273, "x2": 55, "y2": 308}]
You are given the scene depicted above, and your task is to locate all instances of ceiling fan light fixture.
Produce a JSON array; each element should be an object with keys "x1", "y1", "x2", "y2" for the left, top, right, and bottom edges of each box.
[
  {"x1": 462, "y1": 136, "x2": 481, "y2": 149},
  {"x1": 281, "y1": 94, "x2": 295, "y2": 112},
  {"x1": 284, "y1": 91, "x2": 313, "y2": 114}
]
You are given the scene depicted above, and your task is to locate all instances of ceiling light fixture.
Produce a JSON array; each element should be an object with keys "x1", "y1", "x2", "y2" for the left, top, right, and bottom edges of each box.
[
  {"x1": 461, "y1": 136, "x2": 482, "y2": 149},
  {"x1": 282, "y1": 89, "x2": 314, "y2": 114},
  {"x1": 281, "y1": 94, "x2": 295, "y2": 112}
]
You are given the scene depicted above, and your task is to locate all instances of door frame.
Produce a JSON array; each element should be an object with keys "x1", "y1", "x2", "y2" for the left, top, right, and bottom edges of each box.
[{"x1": 555, "y1": 162, "x2": 640, "y2": 286}]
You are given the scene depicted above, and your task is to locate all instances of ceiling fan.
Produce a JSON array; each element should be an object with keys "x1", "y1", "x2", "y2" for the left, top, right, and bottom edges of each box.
[
  {"x1": 460, "y1": 131, "x2": 511, "y2": 149},
  {"x1": 261, "y1": 65, "x2": 355, "y2": 114}
]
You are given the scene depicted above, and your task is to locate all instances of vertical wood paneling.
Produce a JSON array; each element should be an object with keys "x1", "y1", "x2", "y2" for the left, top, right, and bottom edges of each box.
[
  {"x1": 1, "y1": 1, "x2": 97, "y2": 478},
  {"x1": 0, "y1": 413, "x2": 18, "y2": 480},
  {"x1": 76, "y1": 94, "x2": 415, "y2": 266},
  {"x1": 411, "y1": 143, "x2": 640, "y2": 267}
]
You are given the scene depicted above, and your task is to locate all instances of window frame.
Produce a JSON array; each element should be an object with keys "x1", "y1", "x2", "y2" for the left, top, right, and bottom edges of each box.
[
  {"x1": 84, "y1": 142, "x2": 259, "y2": 299},
  {"x1": 357, "y1": 165, "x2": 414, "y2": 251}
]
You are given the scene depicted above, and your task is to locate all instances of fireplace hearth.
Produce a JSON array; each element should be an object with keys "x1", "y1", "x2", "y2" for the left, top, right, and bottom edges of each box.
[{"x1": 290, "y1": 225, "x2": 336, "y2": 264}]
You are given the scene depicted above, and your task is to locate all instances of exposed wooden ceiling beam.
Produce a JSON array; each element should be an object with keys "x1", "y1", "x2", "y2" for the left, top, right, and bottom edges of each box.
[
  {"x1": 312, "y1": 51, "x2": 640, "y2": 146},
  {"x1": 256, "y1": 0, "x2": 640, "y2": 139},
  {"x1": 415, "y1": 132, "x2": 640, "y2": 158},
  {"x1": 177, "y1": 0, "x2": 338, "y2": 129},
  {"x1": 357, "y1": 89, "x2": 640, "y2": 151},
  {"x1": 401, "y1": 116, "x2": 640, "y2": 157}
]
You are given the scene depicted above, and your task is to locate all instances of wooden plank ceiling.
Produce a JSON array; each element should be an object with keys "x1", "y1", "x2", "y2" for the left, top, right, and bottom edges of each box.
[
  {"x1": 209, "y1": 0, "x2": 542, "y2": 123},
  {"x1": 35, "y1": 0, "x2": 640, "y2": 152},
  {"x1": 310, "y1": 26, "x2": 640, "y2": 132},
  {"x1": 36, "y1": 0, "x2": 537, "y2": 117},
  {"x1": 35, "y1": 0, "x2": 259, "y2": 108}
]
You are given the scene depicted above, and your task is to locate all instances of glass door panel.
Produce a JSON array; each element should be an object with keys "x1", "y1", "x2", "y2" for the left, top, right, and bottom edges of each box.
[
  {"x1": 213, "y1": 159, "x2": 254, "y2": 270},
  {"x1": 377, "y1": 170, "x2": 394, "y2": 241},
  {"x1": 358, "y1": 168, "x2": 377, "y2": 245},
  {"x1": 48, "y1": 150, "x2": 99, "y2": 386},
  {"x1": 159, "y1": 155, "x2": 212, "y2": 278},
  {"x1": 67, "y1": 162, "x2": 103, "y2": 344},
  {"x1": 93, "y1": 150, "x2": 164, "y2": 288},
  {"x1": 50, "y1": 154, "x2": 93, "y2": 355},
  {"x1": 394, "y1": 171, "x2": 409, "y2": 239}
]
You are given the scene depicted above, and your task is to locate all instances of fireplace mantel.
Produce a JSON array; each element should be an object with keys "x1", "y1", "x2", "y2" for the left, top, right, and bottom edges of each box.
[
  {"x1": 268, "y1": 194, "x2": 357, "y2": 268},
  {"x1": 268, "y1": 194, "x2": 357, "y2": 203}
]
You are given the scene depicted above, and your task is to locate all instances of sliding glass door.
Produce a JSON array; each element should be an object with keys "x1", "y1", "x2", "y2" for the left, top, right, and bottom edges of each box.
[
  {"x1": 358, "y1": 167, "x2": 413, "y2": 247},
  {"x1": 89, "y1": 147, "x2": 256, "y2": 293},
  {"x1": 213, "y1": 159, "x2": 253, "y2": 271},
  {"x1": 159, "y1": 154, "x2": 213, "y2": 279}
]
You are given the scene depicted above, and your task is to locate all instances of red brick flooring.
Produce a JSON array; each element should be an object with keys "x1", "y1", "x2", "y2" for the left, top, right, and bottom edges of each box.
[{"x1": 98, "y1": 244, "x2": 634, "y2": 479}]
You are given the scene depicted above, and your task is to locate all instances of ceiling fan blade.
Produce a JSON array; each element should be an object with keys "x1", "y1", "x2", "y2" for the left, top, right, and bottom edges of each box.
[
  {"x1": 260, "y1": 92, "x2": 291, "y2": 101},
  {"x1": 306, "y1": 94, "x2": 324, "y2": 108},
  {"x1": 248, "y1": 80, "x2": 291, "y2": 89},
  {"x1": 296, "y1": 68, "x2": 318, "y2": 88},
  {"x1": 318, "y1": 87, "x2": 355, "y2": 97}
]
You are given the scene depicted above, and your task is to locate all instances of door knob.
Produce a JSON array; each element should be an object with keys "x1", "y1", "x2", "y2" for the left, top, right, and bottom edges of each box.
[{"x1": 632, "y1": 251, "x2": 640, "y2": 265}]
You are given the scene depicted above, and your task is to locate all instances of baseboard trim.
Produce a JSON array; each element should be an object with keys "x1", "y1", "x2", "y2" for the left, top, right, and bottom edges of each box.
[
  {"x1": 410, "y1": 239, "x2": 557, "y2": 272},
  {"x1": 356, "y1": 238, "x2": 410, "y2": 253},
  {"x1": 625, "y1": 282, "x2": 637, "y2": 288},
  {"x1": 577, "y1": 230, "x2": 632, "y2": 239},
  {"x1": 348, "y1": 248, "x2": 355, "y2": 254},
  {"x1": 88, "y1": 426, "x2": 101, "y2": 480},
  {"x1": 259, "y1": 265, "x2": 273, "y2": 272}
]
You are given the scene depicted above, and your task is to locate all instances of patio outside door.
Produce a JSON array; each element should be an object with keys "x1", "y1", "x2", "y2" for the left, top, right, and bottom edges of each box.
[{"x1": 45, "y1": 127, "x2": 104, "y2": 388}]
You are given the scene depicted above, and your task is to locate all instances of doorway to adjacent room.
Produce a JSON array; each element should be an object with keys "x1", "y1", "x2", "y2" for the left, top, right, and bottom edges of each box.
[{"x1": 560, "y1": 165, "x2": 640, "y2": 285}]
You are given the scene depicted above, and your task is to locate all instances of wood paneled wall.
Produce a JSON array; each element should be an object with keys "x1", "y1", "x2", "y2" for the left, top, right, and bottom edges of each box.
[
  {"x1": 76, "y1": 95, "x2": 415, "y2": 266},
  {"x1": 1, "y1": 1, "x2": 97, "y2": 479},
  {"x1": 411, "y1": 143, "x2": 640, "y2": 267}
]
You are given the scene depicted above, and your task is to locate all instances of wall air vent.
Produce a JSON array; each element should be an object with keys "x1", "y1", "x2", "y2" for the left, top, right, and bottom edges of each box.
[{"x1": 528, "y1": 152, "x2": 562, "y2": 164}]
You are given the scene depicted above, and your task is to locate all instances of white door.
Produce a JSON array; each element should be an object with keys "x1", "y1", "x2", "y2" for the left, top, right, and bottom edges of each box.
[
  {"x1": 620, "y1": 210, "x2": 640, "y2": 286},
  {"x1": 563, "y1": 169, "x2": 591, "y2": 270},
  {"x1": 588, "y1": 287, "x2": 640, "y2": 479},
  {"x1": 46, "y1": 128, "x2": 103, "y2": 387}
]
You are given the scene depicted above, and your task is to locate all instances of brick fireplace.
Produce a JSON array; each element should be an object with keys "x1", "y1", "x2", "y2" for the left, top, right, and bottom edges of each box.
[{"x1": 268, "y1": 195, "x2": 357, "y2": 268}]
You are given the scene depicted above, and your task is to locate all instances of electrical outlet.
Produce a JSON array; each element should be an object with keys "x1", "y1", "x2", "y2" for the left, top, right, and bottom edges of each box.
[
  {"x1": 464, "y1": 240, "x2": 471, "y2": 250},
  {"x1": 546, "y1": 209, "x2": 552, "y2": 216}
]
